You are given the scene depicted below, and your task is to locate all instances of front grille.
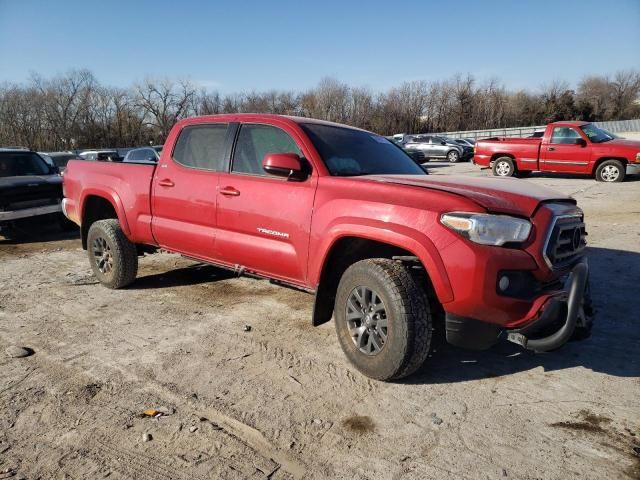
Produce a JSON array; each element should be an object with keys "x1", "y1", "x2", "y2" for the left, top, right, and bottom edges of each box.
[{"x1": 544, "y1": 216, "x2": 587, "y2": 269}]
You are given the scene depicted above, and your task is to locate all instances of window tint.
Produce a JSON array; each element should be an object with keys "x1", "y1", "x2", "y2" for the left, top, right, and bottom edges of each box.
[
  {"x1": 172, "y1": 124, "x2": 228, "y2": 170},
  {"x1": 0, "y1": 152, "x2": 51, "y2": 177},
  {"x1": 550, "y1": 127, "x2": 581, "y2": 144},
  {"x1": 232, "y1": 124, "x2": 301, "y2": 176},
  {"x1": 300, "y1": 123, "x2": 425, "y2": 176},
  {"x1": 128, "y1": 149, "x2": 142, "y2": 161},
  {"x1": 140, "y1": 148, "x2": 156, "y2": 161}
]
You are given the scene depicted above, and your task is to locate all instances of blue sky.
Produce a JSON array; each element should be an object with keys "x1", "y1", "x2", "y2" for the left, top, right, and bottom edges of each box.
[{"x1": 0, "y1": 0, "x2": 638, "y2": 93}]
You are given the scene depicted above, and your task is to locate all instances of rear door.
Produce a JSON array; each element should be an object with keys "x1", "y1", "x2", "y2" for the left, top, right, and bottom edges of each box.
[
  {"x1": 216, "y1": 123, "x2": 317, "y2": 284},
  {"x1": 540, "y1": 126, "x2": 591, "y2": 173},
  {"x1": 151, "y1": 123, "x2": 230, "y2": 259}
]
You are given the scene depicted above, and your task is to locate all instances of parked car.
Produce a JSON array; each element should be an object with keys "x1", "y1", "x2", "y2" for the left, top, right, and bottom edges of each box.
[
  {"x1": 79, "y1": 150, "x2": 122, "y2": 162},
  {"x1": 0, "y1": 149, "x2": 75, "y2": 237},
  {"x1": 450, "y1": 138, "x2": 474, "y2": 148},
  {"x1": 123, "y1": 147, "x2": 160, "y2": 164},
  {"x1": 474, "y1": 121, "x2": 640, "y2": 182},
  {"x1": 63, "y1": 114, "x2": 592, "y2": 381},
  {"x1": 386, "y1": 137, "x2": 426, "y2": 164},
  {"x1": 46, "y1": 151, "x2": 80, "y2": 171},
  {"x1": 37, "y1": 152, "x2": 56, "y2": 168},
  {"x1": 405, "y1": 135, "x2": 470, "y2": 162}
]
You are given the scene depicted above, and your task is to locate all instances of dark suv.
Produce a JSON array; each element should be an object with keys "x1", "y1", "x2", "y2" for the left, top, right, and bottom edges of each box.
[{"x1": 0, "y1": 149, "x2": 74, "y2": 237}]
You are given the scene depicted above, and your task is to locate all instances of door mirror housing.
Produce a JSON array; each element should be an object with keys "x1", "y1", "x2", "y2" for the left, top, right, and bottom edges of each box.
[
  {"x1": 263, "y1": 153, "x2": 308, "y2": 180},
  {"x1": 575, "y1": 138, "x2": 587, "y2": 147}
]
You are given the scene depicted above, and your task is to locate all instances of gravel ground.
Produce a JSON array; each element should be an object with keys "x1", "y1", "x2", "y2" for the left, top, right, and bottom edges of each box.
[{"x1": 1, "y1": 164, "x2": 639, "y2": 479}]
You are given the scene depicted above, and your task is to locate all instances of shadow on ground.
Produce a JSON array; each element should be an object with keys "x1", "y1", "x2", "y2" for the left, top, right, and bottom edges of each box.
[
  {"x1": 0, "y1": 217, "x2": 79, "y2": 245},
  {"x1": 131, "y1": 263, "x2": 236, "y2": 290},
  {"x1": 405, "y1": 246, "x2": 640, "y2": 384}
]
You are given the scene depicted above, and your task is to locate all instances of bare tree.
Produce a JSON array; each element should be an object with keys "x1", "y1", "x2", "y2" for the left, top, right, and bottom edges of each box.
[{"x1": 135, "y1": 78, "x2": 196, "y2": 139}]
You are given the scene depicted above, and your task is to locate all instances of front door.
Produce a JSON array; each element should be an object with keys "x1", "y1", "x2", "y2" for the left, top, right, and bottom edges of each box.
[
  {"x1": 216, "y1": 123, "x2": 317, "y2": 285},
  {"x1": 151, "y1": 123, "x2": 229, "y2": 259},
  {"x1": 540, "y1": 126, "x2": 591, "y2": 173}
]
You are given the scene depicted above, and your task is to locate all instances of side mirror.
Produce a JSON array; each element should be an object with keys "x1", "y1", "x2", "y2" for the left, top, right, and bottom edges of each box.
[
  {"x1": 50, "y1": 165, "x2": 60, "y2": 174},
  {"x1": 575, "y1": 138, "x2": 587, "y2": 147},
  {"x1": 440, "y1": 141, "x2": 447, "y2": 145},
  {"x1": 263, "y1": 153, "x2": 308, "y2": 180}
]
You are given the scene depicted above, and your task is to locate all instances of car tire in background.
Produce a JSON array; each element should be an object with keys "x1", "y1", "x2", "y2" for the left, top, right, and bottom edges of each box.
[
  {"x1": 87, "y1": 219, "x2": 138, "y2": 289},
  {"x1": 492, "y1": 156, "x2": 516, "y2": 177},
  {"x1": 447, "y1": 150, "x2": 460, "y2": 163},
  {"x1": 595, "y1": 159, "x2": 625, "y2": 182},
  {"x1": 334, "y1": 258, "x2": 432, "y2": 381}
]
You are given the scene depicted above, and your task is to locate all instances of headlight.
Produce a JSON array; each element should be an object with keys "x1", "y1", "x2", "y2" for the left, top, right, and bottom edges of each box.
[
  {"x1": 441, "y1": 212, "x2": 532, "y2": 246},
  {"x1": 635, "y1": 152, "x2": 640, "y2": 163}
]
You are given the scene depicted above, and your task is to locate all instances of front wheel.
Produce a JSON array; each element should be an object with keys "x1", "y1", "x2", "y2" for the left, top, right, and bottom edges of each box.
[
  {"x1": 492, "y1": 157, "x2": 516, "y2": 177},
  {"x1": 595, "y1": 160, "x2": 625, "y2": 182},
  {"x1": 87, "y1": 219, "x2": 138, "y2": 289},
  {"x1": 334, "y1": 259, "x2": 432, "y2": 381},
  {"x1": 447, "y1": 150, "x2": 460, "y2": 163}
]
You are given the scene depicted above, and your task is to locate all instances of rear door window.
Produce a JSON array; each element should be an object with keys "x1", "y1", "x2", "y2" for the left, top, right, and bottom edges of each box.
[
  {"x1": 172, "y1": 124, "x2": 229, "y2": 170},
  {"x1": 232, "y1": 124, "x2": 301, "y2": 176}
]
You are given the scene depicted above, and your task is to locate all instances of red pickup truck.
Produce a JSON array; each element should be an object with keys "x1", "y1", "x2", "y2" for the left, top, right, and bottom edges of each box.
[
  {"x1": 474, "y1": 121, "x2": 640, "y2": 182},
  {"x1": 62, "y1": 114, "x2": 593, "y2": 381}
]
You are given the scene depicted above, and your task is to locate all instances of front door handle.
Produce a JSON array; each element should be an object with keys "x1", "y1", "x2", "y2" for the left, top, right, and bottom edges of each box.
[
  {"x1": 158, "y1": 178, "x2": 175, "y2": 187},
  {"x1": 220, "y1": 186, "x2": 240, "y2": 197},
  {"x1": 548, "y1": 147, "x2": 556, "y2": 151}
]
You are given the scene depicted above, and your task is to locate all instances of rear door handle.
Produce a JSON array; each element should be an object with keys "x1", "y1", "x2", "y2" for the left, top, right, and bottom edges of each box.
[
  {"x1": 220, "y1": 186, "x2": 240, "y2": 197},
  {"x1": 548, "y1": 147, "x2": 555, "y2": 151},
  {"x1": 158, "y1": 178, "x2": 175, "y2": 187}
]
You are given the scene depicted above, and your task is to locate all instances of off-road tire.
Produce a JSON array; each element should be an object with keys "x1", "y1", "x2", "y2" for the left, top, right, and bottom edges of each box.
[
  {"x1": 447, "y1": 150, "x2": 460, "y2": 163},
  {"x1": 334, "y1": 259, "x2": 432, "y2": 381},
  {"x1": 87, "y1": 219, "x2": 138, "y2": 289},
  {"x1": 492, "y1": 156, "x2": 516, "y2": 177},
  {"x1": 595, "y1": 159, "x2": 625, "y2": 182}
]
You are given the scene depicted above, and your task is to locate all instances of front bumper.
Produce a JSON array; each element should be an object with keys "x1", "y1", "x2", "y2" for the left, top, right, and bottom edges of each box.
[
  {"x1": 505, "y1": 261, "x2": 588, "y2": 351},
  {"x1": 445, "y1": 261, "x2": 589, "y2": 352},
  {"x1": 626, "y1": 163, "x2": 640, "y2": 175},
  {"x1": 0, "y1": 203, "x2": 62, "y2": 222}
]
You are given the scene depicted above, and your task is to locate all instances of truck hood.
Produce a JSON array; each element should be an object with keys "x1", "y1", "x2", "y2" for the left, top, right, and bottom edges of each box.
[
  {"x1": 364, "y1": 175, "x2": 574, "y2": 217},
  {"x1": 608, "y1": 138, "x2": 640, "y2": 149}
]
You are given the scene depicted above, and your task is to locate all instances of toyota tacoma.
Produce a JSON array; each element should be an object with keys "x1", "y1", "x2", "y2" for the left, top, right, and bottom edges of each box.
[{"x1": 62, "y1": 114, "x2": 593, "y2": 381}]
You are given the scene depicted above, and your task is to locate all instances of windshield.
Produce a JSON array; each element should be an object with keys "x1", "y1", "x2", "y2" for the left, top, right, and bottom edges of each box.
[
  {"x1": 300, "y1": 123, "x2": 426, "y2": 176},
  {"x1": 580, "y1": 124, "x2": 615, "y2": 143},
  {"x1": 0, "y1": 151, "x2": 51, "y2": 177}
]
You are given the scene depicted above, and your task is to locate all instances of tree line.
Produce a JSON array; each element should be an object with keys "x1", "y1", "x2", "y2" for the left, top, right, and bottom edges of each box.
[{"x1": 1, "y1": 69, "x2": 639, "y2": 151}]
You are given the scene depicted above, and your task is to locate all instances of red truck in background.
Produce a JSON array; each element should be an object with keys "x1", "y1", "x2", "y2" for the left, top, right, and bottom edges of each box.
[
  {"x1": 474, "y1": 121, "x2": 640, "y2": 182},
  {"x1": 62, "y1": 114, "x2": 593, "y2": 381}
]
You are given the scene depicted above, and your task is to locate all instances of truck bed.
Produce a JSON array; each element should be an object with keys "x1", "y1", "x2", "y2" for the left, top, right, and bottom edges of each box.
[
  {"x1": 474, "y1": 137, "x2": 542, "y2": 167},
  {"x1": 63, "y1": 160, "x2": 157, "y2": 244}
]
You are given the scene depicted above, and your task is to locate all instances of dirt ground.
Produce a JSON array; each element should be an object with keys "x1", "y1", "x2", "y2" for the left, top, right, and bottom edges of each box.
[{"x1": 1, "y1": 164, "x2": 639, "y2": 480}]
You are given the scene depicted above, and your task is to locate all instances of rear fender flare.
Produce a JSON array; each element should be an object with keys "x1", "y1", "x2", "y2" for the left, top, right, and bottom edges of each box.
[{"x1": 79, "y1": 188, "x2": 131, "y2": 236}]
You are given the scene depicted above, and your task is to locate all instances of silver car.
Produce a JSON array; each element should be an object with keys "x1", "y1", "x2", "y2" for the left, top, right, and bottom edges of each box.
[
  {"x1": 123, "y1": 147, "x2": 159, "y2": 164},
  {"x1": 404, "y1": 135, "x2": 465, "y2": 163}
]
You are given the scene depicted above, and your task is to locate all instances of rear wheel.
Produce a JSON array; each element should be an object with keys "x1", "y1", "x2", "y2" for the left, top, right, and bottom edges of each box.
[
  {"x1": 87, "y1": 219, "x2": 138, "y2": 289},
  {"x1": 334, "y1": 259, "x2": 432, "y2": 381},
  {"x1": 595, "y1": 159, "x2": 625, "y2": 182},
  {"x1": 492, "y1": 157, "x2": 516, "y2": 177}
]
